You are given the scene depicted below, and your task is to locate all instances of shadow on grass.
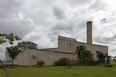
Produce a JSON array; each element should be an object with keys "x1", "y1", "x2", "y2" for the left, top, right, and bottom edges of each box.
[{"x1": 104, "y1": 65, "x2": 114, "y2": 68}]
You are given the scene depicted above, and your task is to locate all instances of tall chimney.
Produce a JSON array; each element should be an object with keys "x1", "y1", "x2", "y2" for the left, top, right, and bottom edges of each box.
[{"x1": 87, "y1": 21, "x2": 92, "y2": 44}]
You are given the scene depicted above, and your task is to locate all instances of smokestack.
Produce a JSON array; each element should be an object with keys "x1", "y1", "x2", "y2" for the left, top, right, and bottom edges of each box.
[{"x1": 87, "y1": 21, "x2": 92, "y2": 44}]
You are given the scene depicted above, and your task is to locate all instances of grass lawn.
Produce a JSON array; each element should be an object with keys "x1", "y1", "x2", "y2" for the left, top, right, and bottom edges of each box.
[{"x1": 0, "y1": 64, "x2": 116, "y2": 77}]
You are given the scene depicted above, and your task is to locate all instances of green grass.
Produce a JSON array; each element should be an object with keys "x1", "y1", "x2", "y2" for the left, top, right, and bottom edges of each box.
[{"x1": 0, "y1": 64, "x2": 116, "y2": 77}]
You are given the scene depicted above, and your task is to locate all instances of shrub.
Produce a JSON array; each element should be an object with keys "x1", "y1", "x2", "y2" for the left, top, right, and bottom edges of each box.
[
  {"x1": 66, "y1": 57, "x2": 75, "y2": 68},
  {"x1": 37, "y1": 60, "x2": 45, "y2": 67},
  {"x1": 53, "y1": 57, "x2": 75, "y2": 67},
  {"x1": 96, "y1": 51, "x2": 108, "y2": 63},
  {"x1": 79, "y1": 50, "x2": 94, "y2": 65},
  {"x1": 54, "y1": 57, "x2": 68, "y2": 66}
]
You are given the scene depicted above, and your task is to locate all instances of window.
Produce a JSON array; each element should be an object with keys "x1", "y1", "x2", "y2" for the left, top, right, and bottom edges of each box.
[{"x1": 70, "y1": 43, "x2": 71, "y2": 46}]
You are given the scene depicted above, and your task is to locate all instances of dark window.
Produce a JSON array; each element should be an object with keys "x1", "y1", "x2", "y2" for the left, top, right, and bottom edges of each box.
[{"x1": 70, "y1": 43, "x2": 71, "y2": 46}]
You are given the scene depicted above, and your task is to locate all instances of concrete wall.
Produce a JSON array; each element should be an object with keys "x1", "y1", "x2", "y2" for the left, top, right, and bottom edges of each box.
[
  {"x1": 77, "y1": 42, "x2": 108, "y2": 60},
  {"x1": 39, "y1": 48, "x2": 58, "y2": 51},
  {"x1": 13, "y1": 49, "x2": 77, "y2": 66},
  {"x1": 58, "y1": 36, "x2": 77, "y2": 53},
  {"x1": 58, "y1": 36, "x2": 108, "y2": 60}
]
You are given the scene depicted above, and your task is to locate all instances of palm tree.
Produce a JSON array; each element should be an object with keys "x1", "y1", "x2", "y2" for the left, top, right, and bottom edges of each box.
[
  {"x1": 96, "y1": 51, "x2": 108, "y2": 63},
  {"x1": 75, "y1": 45, "x2": 86, "y2": 58},
  {"x1": 79, "y1": 50, "x2": 93, "y2": 64},
  {"x1": 75, "y1": 45, "x2": 86, "y2": 63}
]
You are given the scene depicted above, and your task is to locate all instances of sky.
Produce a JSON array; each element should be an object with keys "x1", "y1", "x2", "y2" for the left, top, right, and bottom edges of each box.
[{"x1": 0, "y1": 0, "x2": 116, "y2": 60}]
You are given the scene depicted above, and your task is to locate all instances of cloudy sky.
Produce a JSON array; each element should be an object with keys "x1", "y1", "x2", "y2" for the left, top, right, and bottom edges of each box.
[{"x1": 0, "y1": 0, "x2": 116, "y2": 60}]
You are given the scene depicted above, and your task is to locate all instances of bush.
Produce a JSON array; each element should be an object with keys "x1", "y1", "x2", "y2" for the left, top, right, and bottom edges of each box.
[
  {"x1": 66, "y1": 57, "x2": 75, "y2": 68},
  {"x1": 53, "y1": 57, "x2": 75, "y2": 67},
  {"x1": 37, "y1": 60, "x2": 45, "y2": 67},
  {"x1": 96, "y1": 51, "x2": 108, "y2": 63}
]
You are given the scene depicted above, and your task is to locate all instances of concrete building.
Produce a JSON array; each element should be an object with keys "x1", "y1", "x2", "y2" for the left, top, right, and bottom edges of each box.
[{"x1": 6, "y1": 21, "x2": 108, "y2": 66}]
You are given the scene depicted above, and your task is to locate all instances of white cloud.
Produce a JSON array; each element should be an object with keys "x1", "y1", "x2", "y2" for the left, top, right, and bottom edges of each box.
[{"x1": 1, "y1": 0, "x2": 116, "y2": 59}]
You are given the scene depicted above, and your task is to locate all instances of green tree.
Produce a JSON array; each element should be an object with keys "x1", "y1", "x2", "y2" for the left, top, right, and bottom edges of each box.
[
  {"x1": 75, "y1": 45, "x2": 86, "y2": 58},
  {"x1": 75, "y1": 45, "x2": 86, "y2": 63},
  {"x1": 17, "y1": 41, "x2": 38, "y2": 51},
  {"x1": 96, "y1": 51, "x2": 108, "y2": 63},
  {"x1": 0, "y1": 33, "x2": 21, "y2": 77},
  {"x1": 0, "y1": 33, "x2": 21, "y2": 44},
  {"x1": 79, "y1": 50, "x2": 93, "y2": 64},
  {"x1": 6, "y1": 46, "x2": 21, "y2": 68},
  {"x1": 75, "y1": 45, "x2": 94, "y2": 65}
]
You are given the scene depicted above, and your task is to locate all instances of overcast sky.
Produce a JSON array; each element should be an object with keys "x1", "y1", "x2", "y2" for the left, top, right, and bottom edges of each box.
[{"x1": 1, "y1": 0, "x2": 116, "y2": 60}]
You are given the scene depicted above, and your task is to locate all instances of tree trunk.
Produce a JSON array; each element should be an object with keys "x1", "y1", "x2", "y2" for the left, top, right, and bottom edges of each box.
[
  {"x1": 0, "y1": 59, "x2": 9, "y2": 77},
  {"x1": 12, "y1": 60, "x2": 13, "y2": 68}
]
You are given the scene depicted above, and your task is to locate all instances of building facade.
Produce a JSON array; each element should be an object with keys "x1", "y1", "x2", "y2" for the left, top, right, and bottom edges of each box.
[{"x1": 6, "y1": 21, "x2": 108, "y2": 66}]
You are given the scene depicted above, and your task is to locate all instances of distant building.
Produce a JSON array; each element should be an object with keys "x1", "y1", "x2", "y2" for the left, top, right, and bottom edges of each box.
[{"x1": 6, "y1": 21, "x2": 108, "y2": 66}]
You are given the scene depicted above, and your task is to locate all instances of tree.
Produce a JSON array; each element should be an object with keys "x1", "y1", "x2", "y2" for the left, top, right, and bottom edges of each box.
[
  {"x1": 75, "y1": 45, "x2": 86, "y2": 58},
  {"x1": 75, "y1": 45, "x2": 86, "y2": 63},
  {"x1": 0, "y1": 33, "x2": 21, "y2": 44},
  {"x1": 0, "y1": 33, "x2": 21, "y2": 77},
  {"x1": 96, "y1": 51, "x2": 108, "y2": 63},
  {"x1": 6, "y1": 46, "x2": 21, "y2": 68},
  {"x1": 0, "y1": 59, "x2": 9, "y2": 77},
  {"x1": 17, "y1": 41, "x2": 38, "y2": 51},
  {"x1": 75, "y1": 45, "x2": 94, "y2": 65},
  {"x1": 79, "y1": 50, "x2": 93, "y2": 64}
]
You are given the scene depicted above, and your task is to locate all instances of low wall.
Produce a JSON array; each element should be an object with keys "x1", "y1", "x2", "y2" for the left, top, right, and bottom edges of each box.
[{"x1": 13, "y1": 49, "x2": 77, "y2": 66}]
